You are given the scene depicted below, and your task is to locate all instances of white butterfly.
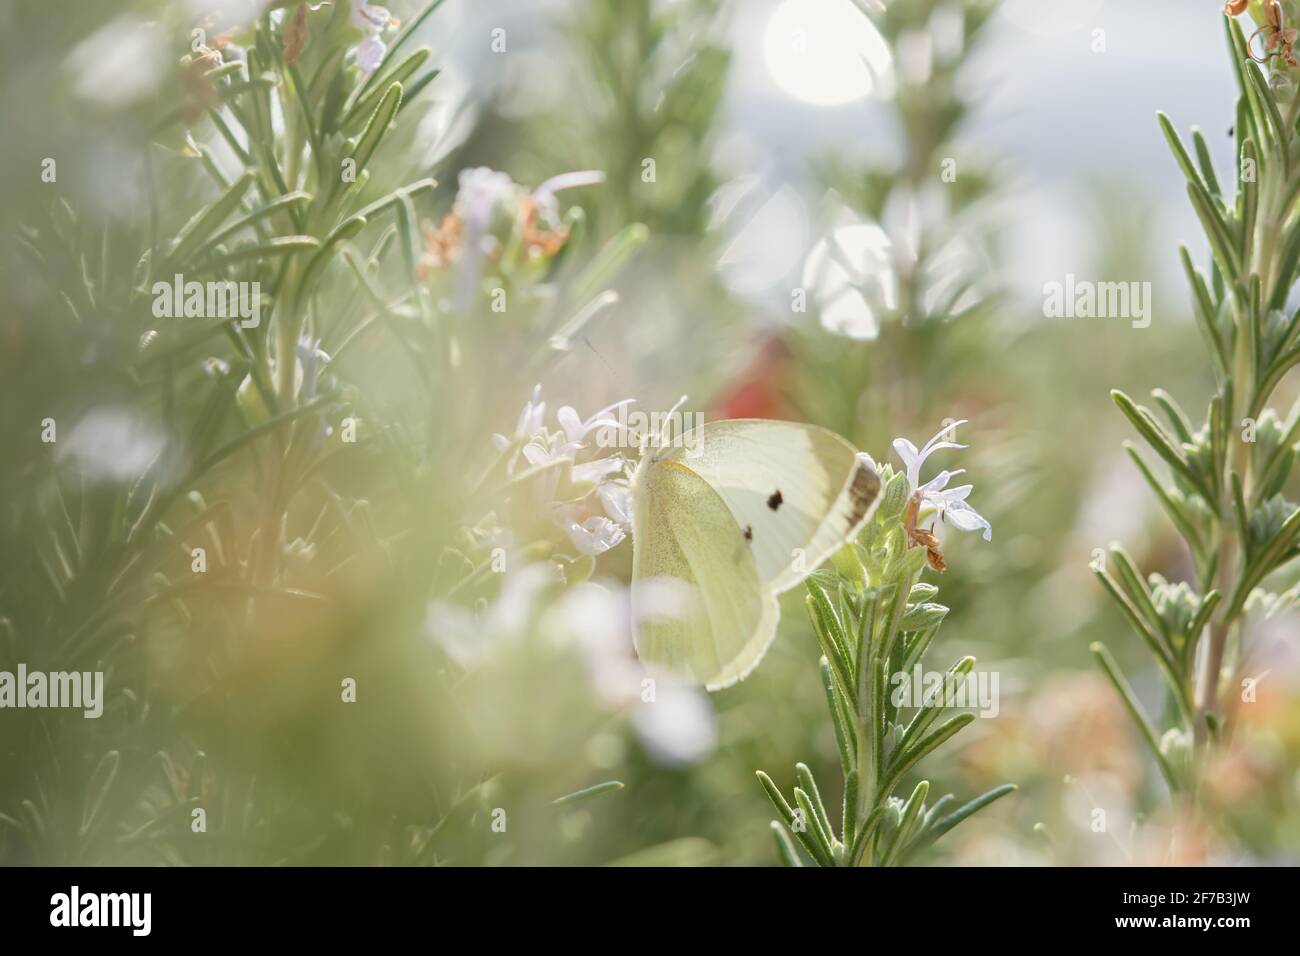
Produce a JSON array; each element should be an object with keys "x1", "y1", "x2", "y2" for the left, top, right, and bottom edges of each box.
[{"x1": 628, "y1": 417, "x2": 880, "y2": 690}]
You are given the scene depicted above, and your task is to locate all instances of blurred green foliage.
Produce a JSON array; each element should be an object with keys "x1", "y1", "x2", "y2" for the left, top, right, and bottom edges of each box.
[{"x1": 0, "y1": 0, "x2": 1297, "y2": 867}]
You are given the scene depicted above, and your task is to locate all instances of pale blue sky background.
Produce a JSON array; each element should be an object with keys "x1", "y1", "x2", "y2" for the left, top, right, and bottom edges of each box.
[{"x1": 426, "y1": 0, "x2": 1239, "y2": 315}]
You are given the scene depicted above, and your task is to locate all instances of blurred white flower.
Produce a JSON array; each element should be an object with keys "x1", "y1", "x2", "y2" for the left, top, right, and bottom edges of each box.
[
  {"x1": 543, "y1": 580, "x2": 641, "y2": 702},
  {"x1": 553, "y1": 507, "x2": 626, "y2": 556},
  {"x1": 431, "y1": 573, "x2": 624, "y2": 691},
  {"x1": 595, "y1": 481, "x2": 632, "y2": 528},
  {"x1": 556, "y1": 396, "x2": 631, "y2": 447},
  {"x1": 431, "y1": 571, "x2": 712, "y2": 764},
  {"x1": 426, "y1": 562, "x2": 557, "y2": 667},
  {"x1": 806, "y1": 187, "x2": 986, "y2": 339},
  {"x1": 493, "y1": 384, "x2": 546, "y2": 451},
  {"x1": 67, "y1": 17, "x2": 166, "y2": 107},
  {"x1": 895, "y1": 28, "x2": 933, "y2": 86},
  {"x1": 448, "y1": 167, "x2": 522, "y2": 311},
  {"x1": 58, "y1": 409, "x2": 166, "y2": 484},
  {"x1": 543, "y1": 580, "x2": 714, "y2": 765},
  {"x1": 803, "y1": 222, "x2": 896, "y2": 340},
  {"x1": 892, "y1": 420, "x2": 992, "y2": 541},
  {"x1": 633, "y1": 682, "x2": 717, "y2": 768}
]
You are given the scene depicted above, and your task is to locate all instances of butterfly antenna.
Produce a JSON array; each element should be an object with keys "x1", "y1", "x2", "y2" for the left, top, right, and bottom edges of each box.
[{"x1": 662, "y1": 394, "x2": 689, "y2": 447}]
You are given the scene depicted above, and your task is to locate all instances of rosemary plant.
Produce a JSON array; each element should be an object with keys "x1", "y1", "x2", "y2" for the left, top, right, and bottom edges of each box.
[
  {"x1": 1095, "y1": 10, "x2": 1300, "y2": 802},
  {"x1": 538, "y1": 0, "x2": 730, "y2": 240},
  {"x1": 802, "y1": 0, "x2": 1002, "y2": 452},
  {"x1": 758, "y1": 444, "x2": 1013, "y2": 866},
  {"x1": 1, "y1": 0, "x2": 640, "y2": 865}
]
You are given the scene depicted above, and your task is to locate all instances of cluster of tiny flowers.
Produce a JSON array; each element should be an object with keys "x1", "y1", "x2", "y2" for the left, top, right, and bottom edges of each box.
[
  {"x1": 420, "y1": 167, "x2": 603, "y2": 309},
  {"x1": 494, "y1": 385, "x2": 635, "y2": 556}
]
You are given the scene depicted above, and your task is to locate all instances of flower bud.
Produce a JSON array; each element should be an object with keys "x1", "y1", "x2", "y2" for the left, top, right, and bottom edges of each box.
[
  {"x1": 900, "y1": 601, "x2": 949, "y2": 632},
  {"x1": 878, "y1": 471, "x2": 911, "y2": 522}
]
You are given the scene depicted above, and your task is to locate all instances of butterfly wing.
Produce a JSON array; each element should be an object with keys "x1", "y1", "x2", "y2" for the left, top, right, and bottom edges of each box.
[
  {"x1": 669, "y1": 420, "x2": 880, "y2": 594},
  {"x1": 631, "y1": 458, "x2": 779, "y2": 690}
]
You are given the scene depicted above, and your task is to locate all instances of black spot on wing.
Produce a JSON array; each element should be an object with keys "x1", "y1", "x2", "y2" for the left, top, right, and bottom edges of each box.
[
  {"x1": 743, "y1": 525, "x2": 753, "y2": 541},
  {"x1": 845, "y1": 459, "x2": 881, "y2": 531},
  {"x1": 767, "y1": 490, "x2": 783, "y2": 511}
]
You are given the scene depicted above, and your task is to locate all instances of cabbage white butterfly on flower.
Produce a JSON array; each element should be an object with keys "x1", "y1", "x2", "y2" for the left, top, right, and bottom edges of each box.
[{"x1": 628, "y1": 414, "x2": 879, "y2": 690}]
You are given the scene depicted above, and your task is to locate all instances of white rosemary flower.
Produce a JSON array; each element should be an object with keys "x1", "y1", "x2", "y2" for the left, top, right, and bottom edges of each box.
[
  {"x1": 496, "y1": 386, "x2": 636, "y2": 556},
  {"x1": 892, "y1": 419, "x2": 992, "y2": 542}
]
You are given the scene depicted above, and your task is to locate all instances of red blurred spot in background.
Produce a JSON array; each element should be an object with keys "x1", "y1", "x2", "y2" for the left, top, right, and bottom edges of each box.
[{"x1": 710, "y1": 333, "x2": 798, "y2": 421}]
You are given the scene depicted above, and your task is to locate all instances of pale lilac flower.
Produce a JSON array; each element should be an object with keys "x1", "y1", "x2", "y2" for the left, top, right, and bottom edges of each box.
[
  {"x1": 350, "y1": 2, "x2": 393, "y2": 74},
  {"x1": 454, "y1": 167, "x2": 521, "y2": 265},
  {"x1": 356, "y1": 35, "x2": 386, "y2": 73},
  {"x1": 295, "y1": 335, "x2": 331, "y2": 402},
  {"x1": 495, "y1": 386, "x2": 636, "y2": 556},
  {"x1": 454, "y1": 167, "x2": 522, "y2": 225},
  {"x1": 518, "y1": 438, "x2": 569, "y2": 505},
  {"x1": 892, "y1": 420, "x2": 991, "y2": 541},
  {"x1": 554, "y1": 507, "x2": 626, "y2": 556},
  {"x1": 452, "y1": 167, "x2": 520, "y2": 310},
  {"x1": 294, "y1": 336, "x2": 333, "y2": 444}
]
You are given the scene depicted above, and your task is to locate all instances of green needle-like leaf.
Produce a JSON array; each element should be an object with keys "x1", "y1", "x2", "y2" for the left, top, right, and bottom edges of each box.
[
  {"x1": 551, "y1": 781, "x2": 624, "y2": 806},
  {"x1": 164, "y1": 171, "x2": 257, "y2": 269},
  {"x1": 1157, "y1": 111, "x2": 1204, "y2": 189},
  {"x1": 902, "y1": 784, "x2": 1017, "y2": 862},
  {"x1": 351, "y1": 82, "x2": 403, "y2": 178},
  {"x1": 821, "y1": 657, "x2": 857, "y2": 777},
  {"x1": 770, "y1": 821, "x2": 804, "y2": 867},
  {"x1": 878, "y1": 713, "x2": 976, "y2": 801},
  {"x1": 1090, "y1": 642, "x2": 1181, "y2": 792},
  {"x1": 793, "y1": 787, "x2": 837, "y2": 866},
  {"x1": 1111, "y1": 390, "x2": 1215, "y2": 504}
]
